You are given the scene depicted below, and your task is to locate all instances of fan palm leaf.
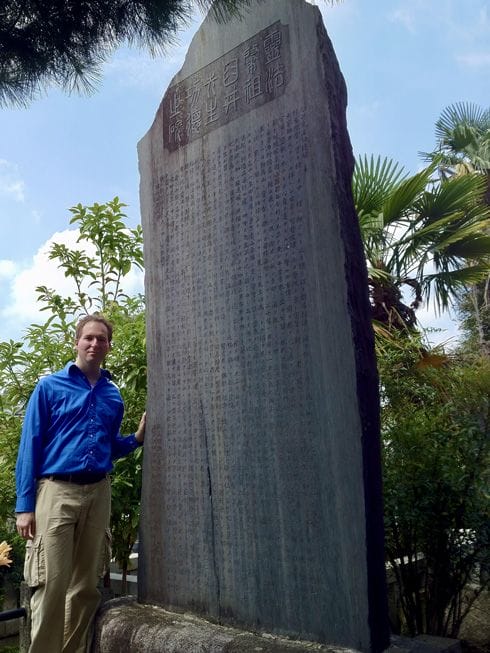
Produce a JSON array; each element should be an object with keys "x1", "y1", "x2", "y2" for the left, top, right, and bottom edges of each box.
[
  {"x1": 421, "y1": 102, "x2": 490, "y2": 176},
  {"x1": 422, "y1": 266, "x2": 490, "y2": 313},
  {"x1": 354, "y1": 153, "x2": 490, "y2": 329},
  {"x1": 353, "y1": 155, "x2": 407, "y2": 220}
]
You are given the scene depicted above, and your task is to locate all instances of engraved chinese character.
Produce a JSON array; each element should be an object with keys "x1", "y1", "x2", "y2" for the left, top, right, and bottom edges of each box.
[
  {"x1": 244, "y1": 43, "x2": 259, "y2": 75},
  {"x1": 205, "y1": 72, "x2": 218, "y2": 98},
  {"x1": 244, "y1": 75, "x2": 262, "y2": 103},
  {"x1": 263, "y1": 29, "x2": 282, "y2": 63},
  {"x1": 186, "y1": 108, "x2": 202, "y2": 136},
  {"x1": 186, "y1": 75, "x2": 202, "y2": 107},
  {"x1": 224, "y1": 86, "x2": 240, "y2": 114},
  {"x1": 169, "y1": 85, "x2": 184, "y2": 118},
  {"x1": 223, "y1": 58, "x2": 239, "y2": 86},
  {"x1": 206, "y1": 96, "x2": 219, "y2": 124},
  {"x1": 169, "y1": 118, "x2": 184, "y2": 144}
]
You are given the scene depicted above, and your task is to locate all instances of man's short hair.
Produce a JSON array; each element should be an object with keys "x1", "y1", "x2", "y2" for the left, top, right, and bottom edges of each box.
[{"x1": 75, "y1": 314, "x2": 113, "y2": 342}]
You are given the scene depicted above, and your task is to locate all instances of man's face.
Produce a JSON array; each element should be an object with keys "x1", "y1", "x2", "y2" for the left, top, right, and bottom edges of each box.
[{"x1": 75, "y1": 321, "x2": 111, "y2": 366}]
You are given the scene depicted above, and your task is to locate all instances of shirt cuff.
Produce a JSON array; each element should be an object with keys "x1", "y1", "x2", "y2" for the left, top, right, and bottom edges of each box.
[
  {"x1": 130, "y1": 433, "x2": 143, "y2": 448},
  {"x1": 15, "y1": 496, "x2": 35, "y2": 513}
]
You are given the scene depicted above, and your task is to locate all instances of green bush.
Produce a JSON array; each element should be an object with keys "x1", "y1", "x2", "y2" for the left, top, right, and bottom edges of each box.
[{"x1": 379, "y1": 334, "x2": 490, "y2": 636}]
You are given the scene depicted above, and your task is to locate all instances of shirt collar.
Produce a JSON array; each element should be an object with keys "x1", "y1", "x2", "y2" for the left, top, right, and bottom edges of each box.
[{"x1": 65, "y1": 361, "x2": 112, "y2": 380}]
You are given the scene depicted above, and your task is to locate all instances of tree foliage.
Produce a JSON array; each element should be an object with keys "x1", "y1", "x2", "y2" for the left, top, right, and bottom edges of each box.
[
  {"x1": 422, "y1": 102, "x2": 490, "y2": 182},
  {"x1": 353, "y1": 155, "x2": 490, "y2": 330},
  {"x1": 378, "y1": 333, "x2": 490, "y2": 637},
  {"x1": 0, "y1": 0, "x2": 252, "y2": 107},
  {"x1": 356, "y1": 105, "x2": 490, "y2": 639},
  {"x1": 421, "y1": 102, "x2": 490, "y2": 356},
  {"x1": 0, "y1": 197, "x2": 146, "y2": 595}
]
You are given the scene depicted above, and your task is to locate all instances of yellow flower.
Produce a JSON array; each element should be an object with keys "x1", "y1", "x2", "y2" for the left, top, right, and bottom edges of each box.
[{"x1": 0, "y1": 541, "x2": 12, "y2": 567}]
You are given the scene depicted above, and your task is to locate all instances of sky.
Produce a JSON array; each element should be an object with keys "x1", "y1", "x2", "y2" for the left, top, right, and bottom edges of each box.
[{"x1": 0, "y1": 0, "x2": 489, "y2": 345}]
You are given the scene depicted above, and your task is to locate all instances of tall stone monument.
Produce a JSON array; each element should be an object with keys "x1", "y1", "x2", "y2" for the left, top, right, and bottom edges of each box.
[{"x1": 138, "y1": 1, "x2": 389, "y2": 651}]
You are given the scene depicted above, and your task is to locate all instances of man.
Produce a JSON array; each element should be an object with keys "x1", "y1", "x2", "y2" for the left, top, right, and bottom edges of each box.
[{"x1": 15, "y1": 314, "x2": 146, "y2": 653}]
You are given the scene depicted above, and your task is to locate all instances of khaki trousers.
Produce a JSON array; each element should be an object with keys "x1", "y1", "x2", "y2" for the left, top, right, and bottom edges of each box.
[{"x1": 25, "y1": 477, "x2": 111, "y2": 653}]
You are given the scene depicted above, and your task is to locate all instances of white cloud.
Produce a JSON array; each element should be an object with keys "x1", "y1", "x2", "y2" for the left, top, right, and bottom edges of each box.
[
  {"x1": 456, "y1": 52, "x2": 490, "y2": 68},
  {"x1": 456, "y1": 4, "x2": 490, "y2": 41},
  {"x1": 387, "y1": 0, "x2": 490, "y2": 46},
  {"x1": 0, "y1": 159, "x2": 25, "y2": 202},
  {"x1": 31, "y1": 209, "x2": 43, "y2": 225},
  {"x1": 0, "y1": 260, "x2": 17, "y2": 279},
  {"x1": 105, "y1": 34, "x2": 195, "y2": 93},
  {"x1": 104, "y1": 52, "x2": 172, "y2": 92},
  {"x1": 3, "y1": 230, "x2": 87, "y2": 325},
  {"x1": 1, "y1": 229, "x2": 144, "y2": 337},
  {"x1": 354, "y1": 100, "x2": 382, "y2": 120},
  {"x1": 389, "y1": 8, "x2": 416, "y2": 33}
]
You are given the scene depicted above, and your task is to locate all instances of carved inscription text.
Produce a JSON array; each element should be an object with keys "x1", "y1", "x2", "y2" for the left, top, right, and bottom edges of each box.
[{"x1": 163, "y1": 21, "x2": 290, "y2": 151}]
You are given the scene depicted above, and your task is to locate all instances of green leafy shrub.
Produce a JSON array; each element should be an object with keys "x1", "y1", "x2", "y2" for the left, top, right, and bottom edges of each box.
[{"x1": 379, "y1": 334, "x2": 490, "y2": 637}]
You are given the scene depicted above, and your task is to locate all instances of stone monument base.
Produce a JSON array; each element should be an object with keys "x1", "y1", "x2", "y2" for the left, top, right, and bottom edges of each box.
[{"x1": 92, "y1": 597, "x2": 362, "y2": 653}]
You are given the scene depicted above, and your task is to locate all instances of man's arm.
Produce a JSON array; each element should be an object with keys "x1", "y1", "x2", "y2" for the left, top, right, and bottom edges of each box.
[
  {"x1": 15, "y1": 381, "x2": 49, "y2": 515},
  {"x1": 110, "y1": 410, "x2": 146, "y2": 459},
  {"x1": 16, "y1": 512, "x2": 36, "y2": 540}
]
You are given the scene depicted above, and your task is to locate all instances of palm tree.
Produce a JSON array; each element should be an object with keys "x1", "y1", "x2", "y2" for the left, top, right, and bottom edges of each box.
[
  {"x1": 353, "y1": 154, "x2": 490, "y2": 332},
  {"x1": 422, "y1": 103, "x2": 490, "y2": 353},
  {"x1": 422, "y1": 102, "x2": 490, "y2": 196}
]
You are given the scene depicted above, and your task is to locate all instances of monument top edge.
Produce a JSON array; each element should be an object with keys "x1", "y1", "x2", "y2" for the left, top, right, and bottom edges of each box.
[{"x1": 168, "y1": 0, "x2": 320, "y2": 88}]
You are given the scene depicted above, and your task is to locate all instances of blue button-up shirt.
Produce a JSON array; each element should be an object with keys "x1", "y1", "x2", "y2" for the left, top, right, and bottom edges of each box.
[{"x1": 15, "y1": 362, "x2": 141, "y2": 513}]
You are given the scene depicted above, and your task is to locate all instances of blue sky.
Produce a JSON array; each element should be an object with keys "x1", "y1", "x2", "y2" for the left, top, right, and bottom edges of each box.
[{"x1": 0, "y1": 0, "x2": 489, "y2": 344}]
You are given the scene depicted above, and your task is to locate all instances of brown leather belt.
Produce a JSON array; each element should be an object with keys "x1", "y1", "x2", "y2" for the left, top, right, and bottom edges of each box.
[{"x1": 43, "y1": 472, "x2": 107, "y2": 485}]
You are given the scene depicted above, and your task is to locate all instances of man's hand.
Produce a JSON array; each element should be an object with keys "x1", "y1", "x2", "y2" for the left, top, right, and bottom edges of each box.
[
  {"x1": 16, "y1": 512, "x2": 36, "y2": 540},
  {"x1": 135, "y1": 411, "x2": 146, "y2": 444}
]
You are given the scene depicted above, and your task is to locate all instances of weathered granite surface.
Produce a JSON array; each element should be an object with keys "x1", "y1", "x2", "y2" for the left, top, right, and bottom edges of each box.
[
  {"x1": 93, "y1": 600, "x2": 467, "y2": 653},
  {"x1": 93, "y1": 597, "x2": 362, "y2": 653},
  {"x1": 137, "y1": 0, "x2": 388, "y2": 650}
]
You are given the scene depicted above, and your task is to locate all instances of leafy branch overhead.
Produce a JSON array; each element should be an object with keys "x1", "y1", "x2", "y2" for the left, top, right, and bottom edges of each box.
[
  {"x1": 0, "y1": 0, "x2": 345, "y2": 107},
  {"x1": 0, "y1": 0, "x2": 254, "y2": 107}
]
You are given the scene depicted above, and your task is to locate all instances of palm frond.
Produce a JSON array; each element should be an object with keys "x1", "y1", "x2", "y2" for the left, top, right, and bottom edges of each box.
[
  {"x1": 430, "y1": 102, "x2": 490, "y2": 174},
  {"x1": 358, "y1": 211, "x2": 385, "y2": 252},
  {"x1": 353, "y1": 155, "x2": 407, "y2": 218},
  {"x1": 442, "y1": 235, "x2": 490, "y2": 259},
  {"x1": 367, "y1": 266, "x2": 393, "y2": 282},
  {"x1": 383, "y1": 164, "x2": 435, "y2": 225},
  {"x1": 435, "y1": 102, "x2": 490, "y2": 142},
  {"x1": 414, "y1": 173, "x2": 488, "y2": 221},
  {"x1": 423, "y1": 265, "x2": 490, "y2": 314}
]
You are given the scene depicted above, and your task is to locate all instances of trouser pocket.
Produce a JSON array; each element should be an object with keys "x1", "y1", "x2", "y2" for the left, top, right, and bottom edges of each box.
[{"x1": 24, "y1": 536, "x2": 46, "y2": 588}]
